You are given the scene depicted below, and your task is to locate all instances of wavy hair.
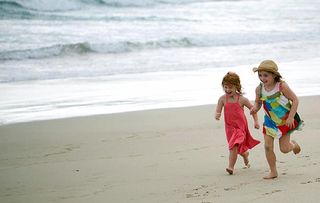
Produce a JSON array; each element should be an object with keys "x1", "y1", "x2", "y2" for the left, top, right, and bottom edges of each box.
[{"x1": 221, "y1": 72, "x2": 243, "y2": 95}]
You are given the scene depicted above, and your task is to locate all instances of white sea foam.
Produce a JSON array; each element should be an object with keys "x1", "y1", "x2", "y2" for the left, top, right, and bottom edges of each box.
[{"x1": 1, "y1": 58, "x2": 320, "y2": 125}]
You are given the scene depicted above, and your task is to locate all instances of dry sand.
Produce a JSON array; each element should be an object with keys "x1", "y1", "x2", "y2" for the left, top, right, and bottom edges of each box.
[{"x1": 1, "y1": 96, "x2": 320, "y2": 203}]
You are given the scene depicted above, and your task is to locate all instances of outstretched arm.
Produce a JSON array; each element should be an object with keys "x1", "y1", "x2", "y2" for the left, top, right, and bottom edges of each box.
[
  {"x1": 281, "y1": 81, "x2": 299, "y2": 128},
  {"x1": 243, "y1": 97, "x2": 260, "y2": 129},
  {"x1": 215, "y1": 96, "x2": 224, "y2": 120},
  {"x1": 250, "y1": 86, "x2": 262, "y2": 115}
]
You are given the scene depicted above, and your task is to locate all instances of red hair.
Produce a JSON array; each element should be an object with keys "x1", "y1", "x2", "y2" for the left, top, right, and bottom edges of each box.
[{"x1": 221, "y1": 72, "x2": 242, "y2": 95}]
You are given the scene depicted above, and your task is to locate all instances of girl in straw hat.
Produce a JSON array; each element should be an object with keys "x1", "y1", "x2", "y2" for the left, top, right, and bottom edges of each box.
[
  {"x1": 216, "y1": 72, "x2": 260, "y2": 175},
  {"x1": 250, "y1": 60, "x2": 303, "y2": 179}
]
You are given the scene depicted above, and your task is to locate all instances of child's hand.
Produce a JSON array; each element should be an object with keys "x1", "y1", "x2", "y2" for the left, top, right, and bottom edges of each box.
[
  {"x1": 215, "y1": 112, "x2": 221, "y2": 120},
  {"x1": 254, "y1": 122, "x2": 260, "y2": 129},
  {"x1": 286, "y1": 117, "x2": 295, "y2": 129},
  {"x1": 250, "y1": 106, "x2": 257, "y2": 115}
]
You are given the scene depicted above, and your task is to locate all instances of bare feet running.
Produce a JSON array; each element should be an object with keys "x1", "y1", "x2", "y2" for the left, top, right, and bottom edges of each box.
[
  {"x1": 292, "y1": 140, "x2": 301, "y2": 154},
  {"x1": 263, "y1": 173, "x2": 278, "y2": 180},
  {"x1": 226, "y1": 168, "x2": 233, "y2": 175},
  {"x1": 242, "y1": 151, "x2": 250, "y2": 168}
]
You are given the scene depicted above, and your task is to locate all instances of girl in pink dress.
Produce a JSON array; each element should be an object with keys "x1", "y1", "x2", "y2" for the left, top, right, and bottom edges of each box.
[{"x1": 215, "y1": 72, "x2": 260, "y2": 175}]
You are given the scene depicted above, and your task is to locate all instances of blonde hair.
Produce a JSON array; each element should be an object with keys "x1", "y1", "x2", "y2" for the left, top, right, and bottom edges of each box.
[{"x1": 221, "y1": 72, "x2": 243, "y2": 95}]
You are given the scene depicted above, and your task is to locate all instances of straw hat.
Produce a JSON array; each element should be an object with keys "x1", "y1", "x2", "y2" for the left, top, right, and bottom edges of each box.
[{"x1": 252, "y1": 60, "x2": 281, "y2": 76}]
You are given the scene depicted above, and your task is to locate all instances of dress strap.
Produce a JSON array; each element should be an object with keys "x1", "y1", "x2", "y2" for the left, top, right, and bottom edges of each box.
[
  {"x1": 259, "y1": 83, "x2": 263, "y2": 98},
  {"x1": 237, "y1": 94, "x2": 240, "y2": 102},
  {"x1": 275, "y1": 82, "x2": 280, "y2": 91},
  {"x1": 279, "y1": 81, "x2": 283, "y2": 91},
  {"x1": 225, "y1": 94, "x2": 229, "y2": 103}
]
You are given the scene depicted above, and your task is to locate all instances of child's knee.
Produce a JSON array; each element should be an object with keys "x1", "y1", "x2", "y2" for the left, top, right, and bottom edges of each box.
[
  {"x1": 279, "y1": 145, "x2": 291, "y2": 153},
  {"x1": 264, "y1": 144, "x2": 273, "y2": 152}
]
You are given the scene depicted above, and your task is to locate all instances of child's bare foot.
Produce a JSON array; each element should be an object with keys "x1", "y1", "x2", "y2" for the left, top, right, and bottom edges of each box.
[
  {"x1": 292, "y1": 140, "x2": 301, "y2": 154},
  {"x1": 226, "y1": 168, "x2": 233, "y2": 175},
  {"x1": 263, "y1": 172, "x2": 278, "y2": 180},
  {"x1": 242, "y1": 151, "x2": 250, "y2": 168}
]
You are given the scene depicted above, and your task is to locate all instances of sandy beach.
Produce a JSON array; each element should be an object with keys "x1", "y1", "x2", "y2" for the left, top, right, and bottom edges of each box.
[{"x1": 1, "y1": 95, "x2": 320, "y2": 203}]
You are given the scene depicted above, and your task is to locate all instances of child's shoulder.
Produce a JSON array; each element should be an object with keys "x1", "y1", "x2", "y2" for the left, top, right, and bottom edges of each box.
[
  {"x1": 254, "y1": 83, "x2": 263, "y2": 94},
  {"x1": 239, "y1": 94, "x2": 249, "y2": 102},
  {"x1": 254, "y1": 83, "x2": 262, "y2": 90},
  {"x1": 217, "y1": 94, "x2": 228, "y2": 104},
  {"x1": 279, "y1": 80, "x2": 288, "y2": 89},
  {"x1": 218, "y1": 94, "x2": 226, "y2": 101}
]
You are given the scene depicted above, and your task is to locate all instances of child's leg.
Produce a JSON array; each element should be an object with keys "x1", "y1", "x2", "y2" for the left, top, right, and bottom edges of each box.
[
  {"x1": 264, "y1": 135, "x2": 278, "y2": 179},
  {"x1": 291, "y1": 140, "x2": 301, "y2": 154},
  {"x1": 240, "y1": 151, "x2": 250, "y2": 167},
  {"x1": 226, "y1": 145, "x2": 238, "y2": 175},
  {"x1": 279, "y1": 134, "x2": 301, "y2": 154}
]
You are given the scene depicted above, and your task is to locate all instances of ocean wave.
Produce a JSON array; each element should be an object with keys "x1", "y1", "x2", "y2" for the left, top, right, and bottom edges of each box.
[
  {"x1": 0, "y1": 0, "x2": 208, "y2": 13},
  {"x1": 0, "y1": 0, "x2": 247, "y2": 20},
  {"x1": 0, "y1": 0, "x2": 200, "y2": 20},
  {"x1": 99, "y1": 0, "x2": 213, "y2": 7},
  {"x1": 0, "y1": 38, "x2": 195, "y2": 60},
  {"x1": 0, "y1": 42, "x2": 93, "y2": 60},
  {"x1": 0, "y1": 0, "x2": 238, "y2": 13},
  {"x1": 0, "y1": 32, "x2": 312, "y2": 61},
  {"x1": 0, "y1": 1, "x2": 81, "y2": 20},
  {"x1": 0, "y1": 0, "x2": 82, "y2": 12},
  {"x1": 0, "y1": 4, "x2": 195, "y2": 22}
]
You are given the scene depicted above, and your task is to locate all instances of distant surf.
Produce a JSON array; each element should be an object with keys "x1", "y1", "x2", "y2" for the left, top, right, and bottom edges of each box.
[{"x1": 2, "y1": 32, "x2": 318, "y2": 61}]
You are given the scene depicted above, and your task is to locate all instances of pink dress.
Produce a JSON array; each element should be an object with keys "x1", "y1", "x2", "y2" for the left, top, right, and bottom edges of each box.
[{"x1": 224, "y1": 94, "x2": 260, "y2": 154}]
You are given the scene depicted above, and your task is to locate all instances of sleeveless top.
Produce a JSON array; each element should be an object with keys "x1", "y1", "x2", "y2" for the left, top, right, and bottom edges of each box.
[
  {"x1": 260, "y1": 82, "x2": 303, "y2": 138},
  {"x1": 224, "y1": 94, "x2": 260, "y2": 154}
]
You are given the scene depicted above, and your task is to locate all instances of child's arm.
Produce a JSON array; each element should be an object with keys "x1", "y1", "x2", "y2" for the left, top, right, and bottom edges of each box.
[
  {"x1": 281, "y1": 81, "x2": 299, "y2": 128},
  {"x1": 251, "y1": 111, "x2": 260, "y2": 129},
  {"x1": 215, "y1": 96, "x2": 224, "y2": 120},
  {"x1": 250, "y1": 85, "x2": 262, "y2": 115},
  {"x1": 242, "y1": 96, "x2": 260, "y2": 129}
]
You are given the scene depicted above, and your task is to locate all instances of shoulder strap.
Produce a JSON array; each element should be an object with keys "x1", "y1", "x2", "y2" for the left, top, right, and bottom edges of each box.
[
  {"x1": 225, "y1": 94, "x2": 228, "y2": 103},
  {"x1": 279, "y1": 81, "x2": 283, "y2": 91},
  {"x1": 259, "y1": 83, "x2": 263, "y2": 98}
]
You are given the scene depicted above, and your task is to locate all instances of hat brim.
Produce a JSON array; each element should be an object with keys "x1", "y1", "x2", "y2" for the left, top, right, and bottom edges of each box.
[
  {"x1": 252, "y1": 67, "x2": 259, "y2": 72},
  {"x1": 252, "y1": 67, "x2": 281, "y2": 76}
]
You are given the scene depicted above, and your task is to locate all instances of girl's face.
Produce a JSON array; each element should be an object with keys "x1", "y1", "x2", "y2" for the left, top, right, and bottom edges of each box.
[
  {"x1": 223, "y1": 84, "x2": 237, "y2": 96},
  {"x1": 258, "y1": 71, "x2": 276, "y2": 85}
]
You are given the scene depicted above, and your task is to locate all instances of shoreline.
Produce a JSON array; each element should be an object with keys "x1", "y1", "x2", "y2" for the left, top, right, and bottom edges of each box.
[
  {"x1": 2, "y1": 57, "x2": 320, "y2": 126},
  {"x1": 1, "y1": 95, "x2": 320, "y2": 202},
  {"x1": 1, "y1": 94, "x2": 319, "y2": 127}
]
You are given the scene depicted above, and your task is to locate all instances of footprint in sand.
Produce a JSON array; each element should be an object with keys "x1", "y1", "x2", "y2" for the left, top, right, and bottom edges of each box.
[
  {"x1": 43, "y1": 144, "x2": 79, "y2": 157},
  {"x1": 186, "y1": 185, "x2": 210, "y2": 198},
  {"x1": 301, "y1": 178, "x2": 320, "y2": 184},
  {"x1": 263, "y1": 189, "x2": 282, "y2": 195},
  {"x1": 224, "y1": 187, "x2": 236, "y2": 191},
  {"x1": 186, "y1": 193, "x2": 200, "y2": 198},
  {"x1": 300, "y1": 180, "x2": 313, "y2": 184},
  {"x1": 126, "y1": 133, "x2": 139, "y2": 139}
]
